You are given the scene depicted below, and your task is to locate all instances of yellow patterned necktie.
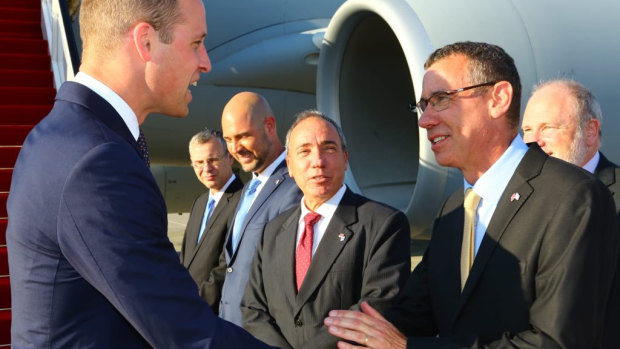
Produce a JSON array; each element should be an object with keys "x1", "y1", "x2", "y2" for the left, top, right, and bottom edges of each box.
[{"x1": 460, "y1": 188, "x2": 481, "y2": 291}]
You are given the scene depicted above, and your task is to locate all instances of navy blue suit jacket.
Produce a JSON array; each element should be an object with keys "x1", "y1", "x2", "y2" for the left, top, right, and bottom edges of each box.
[
  {"x1": 219, "y1": 160, "x2": 302, "y2": 326},
  {"x1": 7, "y1": 82, "x2": 271, "y2": 348}
]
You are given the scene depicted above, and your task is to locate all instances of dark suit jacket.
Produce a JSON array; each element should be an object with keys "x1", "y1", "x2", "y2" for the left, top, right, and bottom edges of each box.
[
  {"x1": 242, "y1": 189, "x2": 411, "y2": 348},
  {"x1": 180, "y1": 176, "x2": 243, "y2": 312},
  {"x1": 6, "y1": 82, "x2": 271, "y2": 348},
  {"x1": 384, "y1": 144, "x2": 618, "y2": 348},
  {"x1": 596, "y1": 152, "x2": 620, "y2": 348},
  {"x1": 219, "y1": 159, "x2": 302, "y2": 326}
]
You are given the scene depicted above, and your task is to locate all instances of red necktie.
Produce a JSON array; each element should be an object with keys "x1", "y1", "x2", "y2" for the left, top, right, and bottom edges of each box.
[{"x1": 296, "y1": 212, "x2": 322, "y2": 291}]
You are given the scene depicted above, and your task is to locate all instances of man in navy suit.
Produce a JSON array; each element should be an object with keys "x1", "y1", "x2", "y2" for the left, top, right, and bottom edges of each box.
[
  {"x1": 180, "y1": 129, "x2": 243, "y2": 312},
  {"x1": 7, "y1": 0, "x2": 272, "y2": 347},
  {"x1": 219, "y1": 91, "x2": 302, "y2": 326}
]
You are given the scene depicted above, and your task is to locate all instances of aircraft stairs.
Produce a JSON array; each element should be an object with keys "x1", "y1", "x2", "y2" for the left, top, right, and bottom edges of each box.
[{"x1": 0, "y1": 0, "x2": 57, "y2": 344}]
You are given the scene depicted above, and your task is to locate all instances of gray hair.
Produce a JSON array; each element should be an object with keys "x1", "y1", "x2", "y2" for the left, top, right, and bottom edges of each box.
[
  {"x1": 189, "y1": 128, "x2": 228, "y2": 154},
  {"x1": 532, "y1": 79, "x2": 603, "y2": 139},
  {"x1": 285, "y1": 110, "x2": 348, "y2": 151}
]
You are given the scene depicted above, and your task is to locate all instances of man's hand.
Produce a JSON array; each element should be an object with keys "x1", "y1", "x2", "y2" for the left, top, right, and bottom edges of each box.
[{"x1": 324, "y1": 301, "x2": 407, "y2": 349}]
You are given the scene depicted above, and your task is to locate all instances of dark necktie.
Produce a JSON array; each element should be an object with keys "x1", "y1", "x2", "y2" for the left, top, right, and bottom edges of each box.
[
  {"x1": 296, "y1": 212, "x2": 322, "y2": 291},
  {"x1": 137, "y1": 130, "x2": 150, "y2": 167}
]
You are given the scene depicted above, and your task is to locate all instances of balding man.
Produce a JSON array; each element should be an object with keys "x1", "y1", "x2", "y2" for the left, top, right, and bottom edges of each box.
[
  {"x1": 522, "y1": 79, "x2": 620, "y2": 348},
  {"x1": 241, "y1": 111, "x2": 411, "y2": 348},
  {"x1": 220, "y1": 91, "x2": 302, "y2": 326}
]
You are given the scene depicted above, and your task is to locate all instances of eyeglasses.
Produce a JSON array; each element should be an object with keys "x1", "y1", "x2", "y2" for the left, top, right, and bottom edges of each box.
[
  {"x1": 409, "y1": 81, "x2": 496, "y2": 115},
  {"x1": 191, "y1": 154, "x2": 227, "y2": 169}
]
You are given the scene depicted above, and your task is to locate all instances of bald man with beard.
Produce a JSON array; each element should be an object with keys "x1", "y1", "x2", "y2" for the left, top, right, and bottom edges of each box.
[{"x1": 219, "y1": 92, "x2": 302, "y2": 326}]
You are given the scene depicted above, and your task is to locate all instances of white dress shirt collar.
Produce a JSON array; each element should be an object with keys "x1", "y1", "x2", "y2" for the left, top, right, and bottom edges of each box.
[
  {"x1": 255, "y1": 151, "x2": 286, "y2": 181},
  {"x1": 209, "y1": 174, "x2": 237, "y2": 204},
  {"x1": 465, "y1": 134, "x2": 528, "y2": 205},
  {"x1": 73, "y1": 72, "x2": 140, "y2": 141},
  {"x1": 582, "y1": 151, "x2": 600, "y2": 174},
  {"x1": 464, "y1": 134, "x2": 528, "y2": 256},
  {"x1": 297, "y1": 184, "x2": 347, "y2": 256}
]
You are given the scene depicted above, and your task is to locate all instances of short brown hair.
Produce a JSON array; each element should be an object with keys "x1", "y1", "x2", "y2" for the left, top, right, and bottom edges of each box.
[{"x1": 80, "y1": 0, "x2": 184, "y2": 55}]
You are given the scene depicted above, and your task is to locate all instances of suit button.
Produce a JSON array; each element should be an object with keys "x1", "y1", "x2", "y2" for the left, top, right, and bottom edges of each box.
[
  {"x1": 226, "y1": 267, "x2": 233, "y2": 273},
  {"x1": 295, "y1": 319, "x2": 303, "y2": 327}
]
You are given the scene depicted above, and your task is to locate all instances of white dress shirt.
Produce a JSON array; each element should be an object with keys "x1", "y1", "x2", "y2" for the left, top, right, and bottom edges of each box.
[
  {"x1": 582, "y1": 151, "x2": 600, "y2": 174},
  {"x1": 296, "y1": 185, "x2": 347, "y2": 257},
  {"x1": 73, "y1": 72, "x2": 139, "y2": 141},
  {"x1": 465, "y1": 134, "x2": 528, "y2": 256},
  {"x1": 246, "y1": 151, "x2": 287, "y2": 207}
]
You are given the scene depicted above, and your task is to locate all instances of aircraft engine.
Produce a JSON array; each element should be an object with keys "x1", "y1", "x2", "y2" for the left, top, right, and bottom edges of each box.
[{"x1": 317, "y1": 0, "x2": 620, "y2": 237}]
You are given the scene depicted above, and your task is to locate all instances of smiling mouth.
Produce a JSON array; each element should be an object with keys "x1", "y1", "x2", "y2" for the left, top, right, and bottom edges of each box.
[{"x1": 432, "y1": 136, "x2": 447, "y2": 144}]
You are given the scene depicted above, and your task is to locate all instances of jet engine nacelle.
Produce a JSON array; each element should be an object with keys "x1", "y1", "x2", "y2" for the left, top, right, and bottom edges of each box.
[{"x1": 317, "y1": 0, "x2": 620, "y2": 238}]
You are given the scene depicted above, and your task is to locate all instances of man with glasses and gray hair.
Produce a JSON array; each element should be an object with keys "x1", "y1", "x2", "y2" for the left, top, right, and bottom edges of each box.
[
  {"x1": 324, "y1": 41, "x2": 617, "y2": 348},
  {"x1": 180, "y1": 128, "x2": 243, "y2": 313},
  {"x1": 522, "y1": 79, "x2": 619, "y2": 348}
]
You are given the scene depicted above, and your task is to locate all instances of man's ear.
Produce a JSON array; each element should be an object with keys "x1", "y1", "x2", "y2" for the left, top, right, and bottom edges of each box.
[
  {"x1": 264, "y1": 116, "x2": 276, "y2": 135},
  {"x1": 489, "y1": 81, "x2": 513, "y2": 120},
  {"x1": 133, "y1": 22, "x2": 154, "y2": 62},
  {"x1": 584, "y1": 118, "x2": 601, "y2": 147},
  {"x1": 286, "y1": 156, "x2": 294, "y2": 179}
]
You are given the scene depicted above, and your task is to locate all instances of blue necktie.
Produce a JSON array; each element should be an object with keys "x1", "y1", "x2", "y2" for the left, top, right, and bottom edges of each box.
[
  {"x1": 231, "y1": 179, "x2": 261, "y2": 253},
  {"x1": 197, "y1": 198, "x2": 215, "y2": 243}
]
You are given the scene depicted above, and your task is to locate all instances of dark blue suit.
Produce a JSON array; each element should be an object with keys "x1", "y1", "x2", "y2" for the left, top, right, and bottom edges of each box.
[
  {"x1": 7, "y1": 82, "x2": 271, "y2": 348},
  {"x1": 219, "y1": 160, "x2": 302, "y2": 326}
]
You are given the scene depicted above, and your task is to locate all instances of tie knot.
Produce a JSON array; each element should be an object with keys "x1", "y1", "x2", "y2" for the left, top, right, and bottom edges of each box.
[
  {"x1": 304, "y1": 212, "x2": 322, "y2": 227},
  {"x1": 464, "y1": 188, "x2": 481, "y2": 211},
  {"x1": 207, "y1": 197, "x2": 215, "y2": 209},
  {"x1": 247, "y1": 179, "x2": 261, "y2": 196}
]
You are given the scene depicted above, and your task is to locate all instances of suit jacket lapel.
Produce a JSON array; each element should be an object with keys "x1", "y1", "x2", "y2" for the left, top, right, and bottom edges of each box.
[
  {"x1": 228, "y1": 161, "x2": 288, "y2": 262},
  {"x1": 595, "y1": 153, "x2": 616, "y2": 189},
  {"x1": 453, "y1": 146, "x2": 545, "y2": 324},
  {"x1": 294, "y1": 189, "x2": 357, "y2": 316},
  {"x1": 185, "y1": 194, "x2": 209, "y2": 266},
  {"x1": 276, "y1": 208, "x2": 301, "y2": 311},
  {"x1": 57, "y1": 82, "x2": 141, "y2": 158}
]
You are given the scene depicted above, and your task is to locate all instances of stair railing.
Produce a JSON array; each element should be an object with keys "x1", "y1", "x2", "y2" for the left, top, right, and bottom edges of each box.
[{"x1": 41, "y1": 0, "x2": 81, "y2": 88}]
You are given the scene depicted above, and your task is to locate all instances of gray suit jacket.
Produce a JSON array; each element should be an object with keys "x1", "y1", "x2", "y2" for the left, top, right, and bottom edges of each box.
[
  {"x1": 241, "y1": 189, "x2": 411, "y2": 348},
  {"x1": 219, "y1": 159, "x2": 302, "y2": 326},
  {"x1": 180, "y1": 176, "x2": 243, "y2": 312},
  {"x1": 596, "y1": 152, "x2": 620, "y2": 348},
  {"x1": 385, "y1": 144, "x2": 618, "y2": 348}
]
